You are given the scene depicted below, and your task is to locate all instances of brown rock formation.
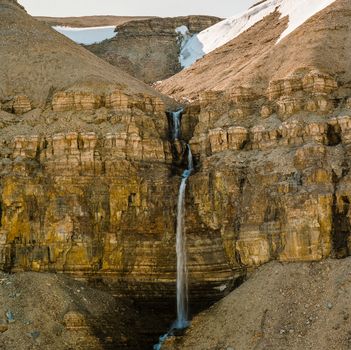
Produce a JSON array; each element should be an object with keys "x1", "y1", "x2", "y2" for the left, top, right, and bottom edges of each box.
[
  {"x1": 86, "y1": 16, "x2": 221, "y2": 83},
  {"x1": 177, "y1": 66, "x2": 351, "y2": 269}
]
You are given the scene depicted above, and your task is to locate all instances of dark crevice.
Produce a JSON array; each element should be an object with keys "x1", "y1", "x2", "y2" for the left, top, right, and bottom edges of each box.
[
  {"x1": 331, "y1": 171, "x2": 351, "y2": 258},
  {"x1": 331, "y1": 194, "x2": 351, "y2": 258},
  {"x1": 327, "y1": 123, "x2": 342, "y2": 146}
]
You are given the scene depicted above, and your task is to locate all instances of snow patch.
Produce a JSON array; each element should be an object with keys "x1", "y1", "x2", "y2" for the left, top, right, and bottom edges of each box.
[
  {"x1": 180, "y1": 0, "x2": 336, "y2": 68},
  {"x1": 175, "y1": 25, "x2": 193, "y2": 68},
  {"x1": 53, "y1": 26, "x2": 117, "y2": 45},
  {"x1": 278, "y1": 0, "x2": 336, "y2": 42}
]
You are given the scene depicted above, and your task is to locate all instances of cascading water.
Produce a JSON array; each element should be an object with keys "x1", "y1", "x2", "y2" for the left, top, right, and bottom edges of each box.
[
  {"x1": 171, "y1": 109, "x2": 182, "y2": 140},
  {"x1": 174, "y1": 143, "x2": 193, "y2": 329},
  {"x1": 153, "y1": 109, "x2": 193, "y2": 349}
]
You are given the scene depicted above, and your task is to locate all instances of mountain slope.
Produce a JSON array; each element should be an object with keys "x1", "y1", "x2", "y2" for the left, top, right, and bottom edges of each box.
[
  {"x1": 179, "y1": 0, "x2": 336, "y2": 67},
  {"x1": 0, "y1": 0, "x2": 170, "y2": 108},
  {"x1": 157, "y1": 0, "x2": 349, "y2": 101},
  {"x1": 164, "y1": 258, "x2": 351, "y2": 350}
]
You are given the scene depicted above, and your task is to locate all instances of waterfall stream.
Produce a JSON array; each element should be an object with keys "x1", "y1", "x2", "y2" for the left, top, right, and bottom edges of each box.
[
  {"x1": 153, "y1": 109, "x2": 192, "y2": 349},
  {"x1": 175, "y1": 143, "x2": 193, "y2": 329}
]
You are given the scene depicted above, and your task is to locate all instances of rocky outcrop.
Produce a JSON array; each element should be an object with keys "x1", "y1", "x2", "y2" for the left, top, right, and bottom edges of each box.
[
  {"x1": 2, "y1": 5, "x2": 351, "y2": 349},
  {"x1": 51, "y1": 90, "x2": 165, "y2": 114},
  {"x1": 177, "y1": 67, "x2": 351, "y2": 269},
  {"x1": 86, "y1": 16, "x2": 221, "y2": 83}
]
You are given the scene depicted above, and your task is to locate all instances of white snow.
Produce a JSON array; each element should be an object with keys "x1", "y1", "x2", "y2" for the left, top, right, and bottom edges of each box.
[
  {"x1": 180, "y1": 0, "x2": 336, "y2": 68},
  {"x1": 175, "y1": 25, "x2": 189, "y2": 37},
  {"x1": 53, "y1": 26, "x2": 117, "y2": 45},
  {"x1": 278, "y1": 0, "x2": 336, "y2": 42},
  {"x1": 175, "y1": 25, "x2": 193, "y2": 67}
]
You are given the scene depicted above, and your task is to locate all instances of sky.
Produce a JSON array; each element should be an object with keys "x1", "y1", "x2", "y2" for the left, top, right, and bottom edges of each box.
[{"x1": 18, "y1": 0, "x2": 258, "y2": 18}]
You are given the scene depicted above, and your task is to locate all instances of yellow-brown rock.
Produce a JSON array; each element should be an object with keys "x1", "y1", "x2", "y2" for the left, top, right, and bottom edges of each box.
[
  {"x1": 52, "y1": 92, "x2": 103, "y2": 111},
  {"x1": 302, "y1": 70, "x2": 338, "y2": 94},
  {"x1": 12, "y1": 95, "x2": 32, "y2": 114}
]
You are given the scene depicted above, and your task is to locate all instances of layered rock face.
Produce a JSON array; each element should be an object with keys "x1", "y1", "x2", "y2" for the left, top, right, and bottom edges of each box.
[
  {"x1": 2, "y1": 68, "x2": 351, "y2": 303},
  {"x1": 2, "y1": 4, "x2": 351, "y2": 346},
  {"x1": 179, "y1": 68, "x2": 351, "y2": 270},
  {"x1": 0, "y1": 90, "x2": 238, "y2": 306},
  {"x1": 86, "y1": 16, "x2": 220, "y2": 83}
]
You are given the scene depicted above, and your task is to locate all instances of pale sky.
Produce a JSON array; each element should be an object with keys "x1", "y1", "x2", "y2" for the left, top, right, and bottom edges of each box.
[{"x1": 18, "y1": 0, "x2": 258, "y2": 18}]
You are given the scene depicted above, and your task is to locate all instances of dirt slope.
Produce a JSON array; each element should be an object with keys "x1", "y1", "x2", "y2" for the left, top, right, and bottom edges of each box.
[
  {"x1": 164, "y1": 258, "x2": 351, "y2": 350},
  {"x1": 158, "y1": 0, "x2": 351, "y2": 101},
  {"x1": 0, "y1": 271, "x2": 140, "y2": 349},
  {"x1": 0, "y1": 0, "x2": 170, "y2": 108}
]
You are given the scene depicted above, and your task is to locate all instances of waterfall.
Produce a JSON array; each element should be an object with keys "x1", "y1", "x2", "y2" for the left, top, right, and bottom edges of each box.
[
  {"x1": 153, "y1": 109, "x2": 192, "y2": 350},
  {"x1": 174, "y1": 144, "x2": 193, "y2": 329},
  {"x1": 171, "y1": 109, "x2": 182, "y2": 140}
]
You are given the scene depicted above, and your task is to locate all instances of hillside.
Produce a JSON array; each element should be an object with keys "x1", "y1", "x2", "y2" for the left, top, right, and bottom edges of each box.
[
  {"x1": 164, "y1": 258, "x2": 351, "y2": 350},
  {"x1": 0, "y1": 271, "x2": 140, "y2": 349},
  {"x1": 157, "y1": 0, "x2": 350, "y2": 101},
  {"x1": 0, "y1": 0, "x2": 171, "y2": 108}
]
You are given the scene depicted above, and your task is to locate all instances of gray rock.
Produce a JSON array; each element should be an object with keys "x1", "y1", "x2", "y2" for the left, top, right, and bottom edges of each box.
[{"x1": 6, "y1": 310, "x2": 15, "y2": 323}]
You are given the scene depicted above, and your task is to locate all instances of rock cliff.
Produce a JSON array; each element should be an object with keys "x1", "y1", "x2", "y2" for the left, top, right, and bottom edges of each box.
[
  {"x1": 85, "y1": 16, "x2": 221, "y2": 83},
  {"x1": 36, "y1": 15, "x2": 155, "y2": 28},
  {"x1": 2, "y1": 1, "x2": 351, "y2": 348},
  {"x1": 178, "y1": 68, "x2": 351, "y2": 269},
  {"x1": 2, "y1": 0, "x2": 351, "y2": 300}
]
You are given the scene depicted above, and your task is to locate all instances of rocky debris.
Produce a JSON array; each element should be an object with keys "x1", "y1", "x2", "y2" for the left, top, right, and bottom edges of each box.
[
  {"x1": 63, "y1": 311, "x2": 88, "y2": 330},
  {"x1": 86, "y1": 16, "x2": 221, "y2": 83},
  {"x1": 0, "y1": 271, "x2": 140, "y2": 349},
  {"x1": 163, "y1": 259, "x2": 351, "y2": 350},
  {"x1": 6, "y1": 310, "x2": 15, "y2": 323}
]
